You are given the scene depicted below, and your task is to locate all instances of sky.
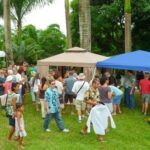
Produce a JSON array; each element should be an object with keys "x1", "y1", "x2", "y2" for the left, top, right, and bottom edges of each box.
[{"x1": 0, "y1": 0, "x2": 71, "y2": 35}]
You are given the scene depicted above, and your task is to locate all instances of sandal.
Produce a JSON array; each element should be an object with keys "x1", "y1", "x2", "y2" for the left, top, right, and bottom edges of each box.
[
  {"x1": 80, "y1": 130, "x2": 87, "y2": 135},
  {"x1": 97, "y1": 138, "x2": 107, "y2": 142}
]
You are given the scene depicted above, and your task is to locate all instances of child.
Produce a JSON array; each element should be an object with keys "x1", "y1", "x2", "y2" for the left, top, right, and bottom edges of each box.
[
  {"x1": 15, "y1": 103, "x2": 27, "y2": 149},
  {"x1": 109, "y1": 85, "x2": 123, "y2": 115}
]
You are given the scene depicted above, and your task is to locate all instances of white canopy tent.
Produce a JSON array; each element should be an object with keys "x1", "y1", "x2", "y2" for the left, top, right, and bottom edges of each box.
[{"x1": 37, "y1": 47, "x2": 109, "y2": 81}]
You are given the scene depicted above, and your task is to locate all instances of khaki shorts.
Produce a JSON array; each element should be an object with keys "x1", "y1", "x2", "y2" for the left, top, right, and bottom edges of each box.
[
  {"x1": 142, "y1": 94, "x2": 150, "y2": 103},
  {"x1": 75, "y1": 100, "x2": 86, "y2": 111}
]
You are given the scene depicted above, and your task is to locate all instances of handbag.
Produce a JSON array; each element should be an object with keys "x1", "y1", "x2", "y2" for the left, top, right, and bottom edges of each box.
[{"x1": 72, "y1": 81, "x2": 85, "y2": 98}]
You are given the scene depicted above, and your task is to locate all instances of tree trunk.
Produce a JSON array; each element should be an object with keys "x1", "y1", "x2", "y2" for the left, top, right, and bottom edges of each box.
[
  {"x1": 3, "y1": 0, "x2": 14, "y2": 64},
  {"x1": 17, "y1": 18, "x2": 22, "y2": 44},
  {"x1": 125, "y1": 0, "x2": 132, "y2": 53},
  {"x1": 125, "y1": 13, "x2": 131, "y2": 53},
  {"x1": 65, "y1": 0, "x2": 72, "y2": 48},
  {"x1": 79, "y1": 0, "x2": 91, "y2": 52}
]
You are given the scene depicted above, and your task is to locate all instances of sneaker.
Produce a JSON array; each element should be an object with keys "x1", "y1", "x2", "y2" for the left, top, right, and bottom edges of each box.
[
  {"x1": 62, "y1": 129, "x2": 69, "y2": 133},
  {"x1": 45, "y1": 129, "x2": 51, "y2": 132},
  {"x1": 112, "y1": 112, "x2": 117, "y2": 116},
  {"x1": 82, "y1": 115, "x2": 87, "y2": 119},
  {"x1": 18, "y1": 145, "x2": 25, "y2": 149},
  {"x1": 118, "y1": 111, "x2": 122, "y2": 114}
]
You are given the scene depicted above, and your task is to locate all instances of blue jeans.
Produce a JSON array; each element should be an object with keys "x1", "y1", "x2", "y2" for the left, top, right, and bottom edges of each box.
[
  {"x1": 124, "y1": 88, "x2": 135, "y2": 109},
  {"x1": 43, "y1": 112, "x2": 64, "y2": 131}
]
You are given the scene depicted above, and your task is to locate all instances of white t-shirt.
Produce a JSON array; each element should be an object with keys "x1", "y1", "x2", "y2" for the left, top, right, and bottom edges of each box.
[
  {"x1": 15, "y1": 73, "x2": 22, "y2": 82},
  {"x1": 33, "y1": 79, "x2": 40, "y2": 92},
  {"x1": 55, "y1": 80, "x2": 63, "y2": 95},
  {"x1": 14, "y1": 73, "x2": 22, "y2": 89},
  {"x1": 72, "y1": 80, "x2": 89, "y2": 101}
]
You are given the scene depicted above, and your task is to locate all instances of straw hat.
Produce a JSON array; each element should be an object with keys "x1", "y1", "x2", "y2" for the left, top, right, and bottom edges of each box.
[
  {"x1": 6, "y1": 75, "x2": 13, "y2": 82},
  {"x1": 78, "y1": 73, "x2": 85, "y2": 80}
]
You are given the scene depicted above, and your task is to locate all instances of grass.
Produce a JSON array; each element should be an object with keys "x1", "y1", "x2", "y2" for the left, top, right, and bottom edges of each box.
[{"x1": 1, "y1": 93, "x2": 150, "y2": 150}]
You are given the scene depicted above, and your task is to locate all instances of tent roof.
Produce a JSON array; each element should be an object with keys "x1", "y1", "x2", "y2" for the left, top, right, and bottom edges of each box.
[
  {"x1": 38, "y1": 47, "x2": 108, "y2": 67},
  {"x1": 0, "y1": 51, "x2": 5, "y2": 57},
  {"x1": 96, "y1": 50, "x2": 150, "y2": 71}
]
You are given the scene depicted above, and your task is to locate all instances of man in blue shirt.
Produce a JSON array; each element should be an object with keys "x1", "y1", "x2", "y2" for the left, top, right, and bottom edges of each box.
[{"x1": 43, "y1": 79, "x2": 69, "y2": 132}]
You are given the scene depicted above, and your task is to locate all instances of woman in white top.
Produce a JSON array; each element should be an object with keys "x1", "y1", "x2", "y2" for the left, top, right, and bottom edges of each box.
[{"x1": 30, "y1": 73, "x2": 40, "y2": 111}]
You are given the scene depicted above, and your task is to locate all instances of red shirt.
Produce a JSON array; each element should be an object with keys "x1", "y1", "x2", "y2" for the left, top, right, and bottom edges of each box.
[{"x1": 139, "y1": 79, "x2": 150, "y2": 94}]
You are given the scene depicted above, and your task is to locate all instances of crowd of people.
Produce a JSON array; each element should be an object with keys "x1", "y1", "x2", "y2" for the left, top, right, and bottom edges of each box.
[{"x1": 0, "y1": 62, "x2": 150, "y2": 148}]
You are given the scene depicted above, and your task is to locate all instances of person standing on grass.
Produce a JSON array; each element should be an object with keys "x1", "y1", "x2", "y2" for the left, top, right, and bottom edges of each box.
[
  {"x1": 80, "y1": 79, "x2": 100, "y2": 134},
  {"x1": 84, "y1": 79, "x2": 100, "y2": 113},
  {"x1": 6, "y1": 82, "x2": 20, "y2": 141},
  {"x1": 64, "y1": 71, "x2": 76, "y2": 114},
  {"x1": 54, "y1": 74, "x2": 64, "y2": 115},
  {"x1": 72, "y1": 73, "x2": 89, "y2": 123},
  {"x1": 15, "y1": 103, "x2": 27, "y2": 149},
  {"x1": 29, "y1": 71, "x2": 36, "y2": 103},
  {"x1": 123, "y1": 70, "x2": 136, "y2": 109},
  {"x1": 43, "y1": 79, "x2": 69, "y2": 133},
  {"x1": 39, "y1": 77, "x2": 48, "y2": 119},
  {"x1": 139, "y1": 72, "x2": 150, "y2": 115},
  {"x1": 30, "y1": 73, "x2": 41, "y2": 111},
  {"x1": 109, "y1": 85, "x2": 123, "y2": 115},
  {"x1": 99, "y1": 77, "x2": 113, "y2": 113}
]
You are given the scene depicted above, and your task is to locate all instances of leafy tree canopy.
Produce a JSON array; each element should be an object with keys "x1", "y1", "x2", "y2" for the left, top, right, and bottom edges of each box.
[{"x1": 71, "y1": 0, "x2": 150, "y2": 56}]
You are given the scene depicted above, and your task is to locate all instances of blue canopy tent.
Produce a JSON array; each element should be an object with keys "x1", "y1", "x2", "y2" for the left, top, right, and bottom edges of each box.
[{"x1": 96, "y1": 50, "x2": 150, "y2": 72}]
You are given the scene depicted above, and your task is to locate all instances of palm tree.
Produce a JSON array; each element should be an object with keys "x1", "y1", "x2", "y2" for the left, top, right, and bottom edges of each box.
[
  {"x1": 65, "y1": 0, "x2": 72, "y2": 48},
  {"x1": 10, "y1": 0, "x2": 54, "y2": 43},
  {"x1": 3, "y1": 0, "x2": 14, "y2": 64},
  {"x1": 79, "y1": 0, "x2": 91, "y2": 52},
  {"x1": 1, "y1": 0, "x2": 54, "y2": 63},
  {"x1": 125, "y1": 0, "x2": 131, "y2": 53}
]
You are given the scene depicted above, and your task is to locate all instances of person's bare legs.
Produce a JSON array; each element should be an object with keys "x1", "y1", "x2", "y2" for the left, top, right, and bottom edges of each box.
[
  {"x1": 117, "y1": 105, "x2": 122, "y2": 113},
  {"x1": 70, "y1": 103, "x2": 75, "y2": 114},
  {"x1": 18, "y1": 137, "x2": 24, "y2": 149},
  {"x1": 142, "y1": 102, "x2": 145, "y2": 113},
  {"x1": 22, "y1": 94, "x2": 26, "y2": 105},
  {"x1": 77, "y1": 109, "x2": 82, "y2": 122},
  {"x1": 8, "y1": 127, "x2": 15, "y2": 141},
  {"x1": 62, "y1": 103, "x2": 67, "y2": 113},
  {"x1": 144, "y1": 102, "x2": 148, "y2": 115},
  {"x1": 80, "y1": 124, "x2": 87, "y2": 134},
  {"x1": 81, "y1": 110, "x2": 86, "y2": 119},
  {"x1": 112, "y1": 104, "x2": 116, "y2": 115},
  {"x1": 98, "y1": 134, "x2": 104, "y2": 141}
]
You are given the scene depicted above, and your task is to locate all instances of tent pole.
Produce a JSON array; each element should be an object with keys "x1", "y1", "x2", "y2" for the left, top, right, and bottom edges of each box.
[{"x1": 91, "y1": 67, "x2": 97, "y2": 81}]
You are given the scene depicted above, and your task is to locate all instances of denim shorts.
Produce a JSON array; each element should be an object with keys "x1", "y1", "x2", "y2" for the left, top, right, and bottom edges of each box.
[
  {"x1": 142, "y1": 94, "x2": 150, "y2": 103},
  {"x1": 8, "y1": 116, "x2": 15, "y2": 127},
  {"x1": 113, "y1": 95, "x2": 122, "y2": 104}
]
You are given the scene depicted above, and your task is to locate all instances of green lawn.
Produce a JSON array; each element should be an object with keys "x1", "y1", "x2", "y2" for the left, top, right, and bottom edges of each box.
[{"x1": 0, "y1": 94, "x2": 150, "y2": 150}]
